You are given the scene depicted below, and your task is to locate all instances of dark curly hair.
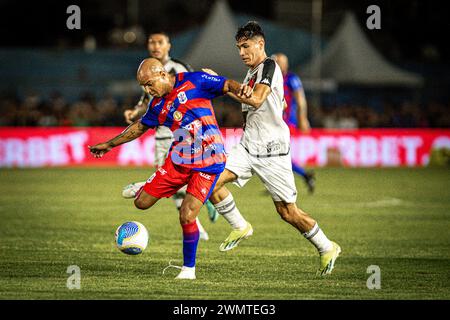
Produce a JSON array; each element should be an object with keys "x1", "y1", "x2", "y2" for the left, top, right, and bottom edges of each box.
[{"x1": 235, "y1": 21, "x2": 265, "y2": 42}]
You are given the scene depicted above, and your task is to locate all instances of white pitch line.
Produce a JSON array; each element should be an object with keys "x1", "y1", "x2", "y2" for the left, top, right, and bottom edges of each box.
[{"x1": 362, "y1": 197, "x2": 407, "y2": 208}]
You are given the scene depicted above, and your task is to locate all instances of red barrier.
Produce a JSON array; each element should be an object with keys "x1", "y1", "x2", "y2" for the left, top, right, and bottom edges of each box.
[{"x1": 0, "y1": 127, "x2": 449, "y2": 168}]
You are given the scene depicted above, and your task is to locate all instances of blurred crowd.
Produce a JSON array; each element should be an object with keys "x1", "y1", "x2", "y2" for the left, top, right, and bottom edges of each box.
[
  {"x1": 0, "y1": 92, "x2": 132, "y2": 127},
  {"x1": 311, "y1": 102, "x2": 450, "y2": 128},
  {"x1": 0, "y1": 92, "x2": 449, "y2": 129}
]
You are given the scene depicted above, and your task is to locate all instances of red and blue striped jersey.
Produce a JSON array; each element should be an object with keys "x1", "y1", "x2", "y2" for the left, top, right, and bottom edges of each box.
[{"x1": 140, "y1": 72, "x2": 227, "y2": 174}]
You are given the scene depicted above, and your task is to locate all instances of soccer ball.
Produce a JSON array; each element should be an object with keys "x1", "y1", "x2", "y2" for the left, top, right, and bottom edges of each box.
[{"x1": 114, "y1": 221, "x2": 149, "y2": 255}]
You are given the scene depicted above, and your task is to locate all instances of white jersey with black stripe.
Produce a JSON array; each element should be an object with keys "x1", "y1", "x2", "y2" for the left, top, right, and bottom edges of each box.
[
  {"x1": 164, "y1": 57, "x2": 193, "y2": 75},
  {"x1": 240, "y1": 57, "x2": 290, "y2": 156},
  {"x1": 146, "y1": 57, "x2": 193, "y2": 139}
]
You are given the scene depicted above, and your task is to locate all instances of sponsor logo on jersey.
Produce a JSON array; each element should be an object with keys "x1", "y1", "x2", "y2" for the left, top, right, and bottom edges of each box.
[
  {"x1": 177, "y1": 91, "x2": 188, "y2": 104},
  {"x1": 162, "y1": 102, "x2": 173, "y2": 114},
  {"x1": 199, "y1": 172, "x2": 212, "y2": 180},
  {"x1": 201, "y1": 74, "x2": 220, "y2": 81},
  {"x1": 173, "y1": 111, "x2": 183, "y2": 122},
  {"x1": 182, "y1": 119, "x2": 202, "y2": 131},
  {"x1": 266, "y1": 141, "x2": 281, "y2": 153}
]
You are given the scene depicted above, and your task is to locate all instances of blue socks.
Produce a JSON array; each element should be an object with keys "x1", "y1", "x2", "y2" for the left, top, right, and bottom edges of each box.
[
  {"x1": 292, "y1": 162, "x2": 308, "y2": 179},
  {"x1": 181, "y1": 221, "x2": 199, "y2": 267}
]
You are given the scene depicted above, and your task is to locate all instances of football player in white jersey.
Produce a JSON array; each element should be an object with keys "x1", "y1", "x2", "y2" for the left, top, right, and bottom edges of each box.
[
  {"x1": 121, "y1": 32, "x2": 219, "y2": 240},
  {"x1": 208, "y1": 22, "x2": 341, "y2": 276}
]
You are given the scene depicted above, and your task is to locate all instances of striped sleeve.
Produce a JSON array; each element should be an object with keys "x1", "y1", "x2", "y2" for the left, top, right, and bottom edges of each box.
[
  {"x1": 258, "y1": 58, "x2": 276, "y2": 87},
  {"x1": 140, "y1": 99, "x2": 159, "y2": 128}
]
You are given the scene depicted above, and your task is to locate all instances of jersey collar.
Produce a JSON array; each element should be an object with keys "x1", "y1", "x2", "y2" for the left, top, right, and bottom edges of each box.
[{"x1": 249, "y1": 56, "x2": 269, "y2": 74}]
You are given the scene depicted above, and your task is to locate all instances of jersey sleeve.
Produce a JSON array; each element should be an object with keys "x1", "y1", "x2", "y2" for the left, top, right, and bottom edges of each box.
[
  {"x1": 287, "y1": 74, "x2": 303, "y2": 92},
  {"x1": 196, "y1": 72, "x2": 227, "y2": 99},
  {"x1": 140, "y1": 99, "x2": 159, "y2": 128},
  {"x1": 258, "y1": 58, "x2": 276, "y2": 87}
]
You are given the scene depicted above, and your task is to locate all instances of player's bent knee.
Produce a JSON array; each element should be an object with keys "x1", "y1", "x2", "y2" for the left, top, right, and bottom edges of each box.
[
  {"x1": 134, "y1": 189, "x2": 159, "y2": 210},
  {"x1": 134, "y1": 198, "x2": 150, "y2": 210},
  {"x1": 209, "y1": 187, "x2": 225, "y2": 203},
  {"x1": 179, "y1": 196, "x2": 202, "y2": 224},
  {"x1": 134, "y1": 195, "x2": 158, "y2": 210},
  {"x1": 179, "y1": 206, "x2": 197, "y2": 225}
]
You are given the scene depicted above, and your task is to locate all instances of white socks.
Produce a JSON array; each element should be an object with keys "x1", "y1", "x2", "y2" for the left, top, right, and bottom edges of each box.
[
  {"x1": 214, "y1": 193, "x2": 247, "y2": 230},
  {"x1": 195, "y1": 217, "x2": 208, "y2": 239},
  {"x1": 302, "y1": 223, "x2": 333, "y2": 254}
]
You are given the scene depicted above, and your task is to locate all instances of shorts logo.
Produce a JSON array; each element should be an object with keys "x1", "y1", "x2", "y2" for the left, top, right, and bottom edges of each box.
[
  {"x1": 177, "y1": 91, "x2": 188, "y2": 104},
  {"x1": 201, "y1": 188, "x2": 208, "y2": 195},
  {"x1": 158, "y1": 168, "x2": 167, "y2": 175},
  {"x1": 199, "y1": 172, "x2": 211, "y2": 180},
  {"x1": 173, "y1": 111, "x2": 183, "y2": 122},
  {"x1": 260, "y1": 78, "x2": 270, "y2": 85}
]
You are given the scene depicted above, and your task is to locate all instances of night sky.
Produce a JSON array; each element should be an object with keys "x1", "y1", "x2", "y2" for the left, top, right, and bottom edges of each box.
[{"x1": 0, "y1": 0, "x2": 448, "y2": 64}]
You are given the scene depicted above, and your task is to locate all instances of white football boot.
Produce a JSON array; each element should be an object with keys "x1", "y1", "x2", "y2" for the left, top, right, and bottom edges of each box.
[
  {"x1": 175, "y1": 266, "x2": 196, "y2": 280},
  {"x1": 122, "y1": 181, "x2": 146, "y2": 199}
]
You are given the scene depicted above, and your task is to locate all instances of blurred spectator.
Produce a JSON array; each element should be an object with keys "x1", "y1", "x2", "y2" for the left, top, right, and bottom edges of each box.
[
  {"x1": 96, "y1": 94, "x2": 121, "y2": 126},
  {"x1": 16, "y1": 92, "x2": 44, "y2": 126},
  {"x1": 322, "y1": 107, "x2": 338, "y2": 128},
  {"x1": 68, "y1": 93, "x2": 97, "y2": 127}
]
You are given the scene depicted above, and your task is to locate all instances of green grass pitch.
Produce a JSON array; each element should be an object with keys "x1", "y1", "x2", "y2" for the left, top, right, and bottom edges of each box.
[{"x1": 0, "y1": 167, "x2": 449, "y2": 299}]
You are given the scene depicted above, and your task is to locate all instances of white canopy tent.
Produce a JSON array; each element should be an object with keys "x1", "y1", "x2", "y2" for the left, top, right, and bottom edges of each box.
[
  {"x1": 300, "y1": 12, "x2": 423, "y2": 87},
  {"x1": 183, "y1": 0, "x2": 247, "y2": 80}
]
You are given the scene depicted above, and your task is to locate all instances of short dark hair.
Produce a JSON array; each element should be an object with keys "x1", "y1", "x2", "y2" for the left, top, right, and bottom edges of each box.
[
  {"x1": 148, "y1": 31, "x2": 170, "y2": 41},
  {"x1": 235, "y1": 21, "x2": 265, "y2": 42}
]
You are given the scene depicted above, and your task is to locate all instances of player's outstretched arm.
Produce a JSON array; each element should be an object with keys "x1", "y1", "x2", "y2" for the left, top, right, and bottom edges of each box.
[{"x1": 89, "y1": 120, "x2": 149, "y2": 158}]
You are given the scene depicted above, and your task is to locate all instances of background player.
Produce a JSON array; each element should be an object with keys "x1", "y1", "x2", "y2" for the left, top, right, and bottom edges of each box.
[
  {"x1": 272, "y1": 53, "x2": 315, "y2": 193},
  {"x1": 121, "y1": 32, "x2": 219, "y2": 240},
  {"x1": 89, "y1": 58, "x2": 253, "y2": 280},
  {"x1": 207, "y1": 22, "x2": 341, "y2": 276}
]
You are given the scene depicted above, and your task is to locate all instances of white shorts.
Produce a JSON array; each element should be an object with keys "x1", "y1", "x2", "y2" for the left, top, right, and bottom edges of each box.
[
  {"x1": 154, "y1": 137, "x2": 173, "y2": 168},
  {"x1": 225, "y1": 143, "x2": 298, "y2": 203}
]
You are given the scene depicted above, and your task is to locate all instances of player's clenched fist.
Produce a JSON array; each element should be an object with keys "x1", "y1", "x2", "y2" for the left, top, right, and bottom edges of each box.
[
  {"x1": 88, "y1": 143, "x2": 113, "y2": 158},
  {"x1": 123, "y1": 109, "x2": 135, "y2": 124},
  {"x1": 238, "y1": 84, "x2": 253, "y2": 99}
]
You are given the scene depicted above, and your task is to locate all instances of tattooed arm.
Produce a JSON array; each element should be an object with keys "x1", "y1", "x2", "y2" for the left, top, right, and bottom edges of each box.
[{"x1": 88, "y1": 120, "x2": 149, "y2": 158}]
